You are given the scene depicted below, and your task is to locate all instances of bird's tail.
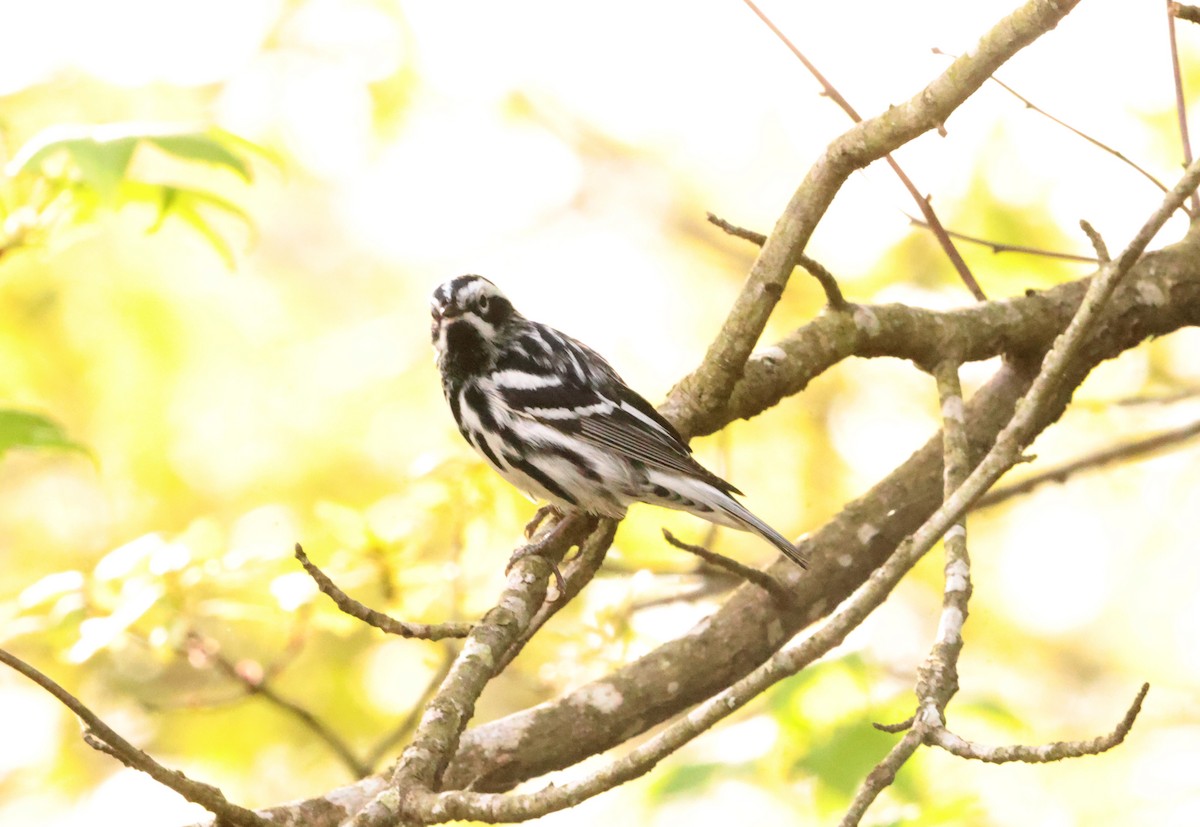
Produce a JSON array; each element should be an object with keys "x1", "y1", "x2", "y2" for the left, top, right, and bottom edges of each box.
[
  {"x1": 714, "y1": 496, "x2": 809, "y2": 569},
  {"x1": 647, "y1": 472, "x2": 808, "y2": 569}
]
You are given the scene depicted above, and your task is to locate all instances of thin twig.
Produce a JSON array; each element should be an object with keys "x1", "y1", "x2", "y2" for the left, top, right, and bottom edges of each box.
[
  {"x1": 934, "y1": 48, "x2": 1178, "y2": 207},
  {"x1": 1079, "y1": 220, "x2": 1111, "y2": 262},
  {"x1": 1167, "y1": 1, "x2": 1200, "y2": 214},
  {"x1": 840, "y1": 729, "x2": 925, "y2": 827},
  {"x1": 187, "y1": 633, "x2": 371, "y2": 778},
  {"x1": 0, "y1": 648, "x2": 271, "y2": 827},
  {"x1": 706, "y1": 210, "x2": 767, "y2": 246},
  {"x1": 706, "y1": 212, "x2": 849, "y2": 308},
  {"x1": 1115, "y1": 386, "x2": 1200, "y2": 406},
  {"x1": 907, "y1": 214, "x2": 1099, "y2": 262},
  {"x1": 666, "y1": 0, "x2": 1079, "y2": 439},
  {"x1": 978, "y1": 418, "x2": 1200, "y2": 506},
  {"x1": 845, "y1": 360, "x2": 974, "y2": 825},
  {"x1": 874, "y1": 715, "x2": 915, "y2": 735},
  {"x1": 929, "y1": 683, "x2": 1150, "y2": 763},
  {"x1": 629, "y1": 576, "x2": 743, "y2": 611},
  {"x1": 743, "y1": 0, "x2": 986, "y2": 300},
  {"x1": 295, "y1": 544, "x2": 472, "y2": 640},
  {"x1": 661, "y1": 529, "x2": 794, "y2": 606},
  {"x1": 796, "y1": 255, "x2": 850, "y2": 311}
]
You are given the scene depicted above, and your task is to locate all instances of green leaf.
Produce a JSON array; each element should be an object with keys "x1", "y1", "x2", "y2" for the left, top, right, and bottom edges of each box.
[
  {"x1": 145, "y1": 132, "x2": 253, "y2": 181},
  {"x1": 6, "y1": 123, "x2": 262, "y2": 266},
  {"x1": 0, "y1": 409, "x2": 89, "y2": 460},
  {"x1": 64, "y1": 137, "x2": 139, "y2": 202},
  {"x1": 9, "y1": 129, "x2": 138, "y2": 203}
]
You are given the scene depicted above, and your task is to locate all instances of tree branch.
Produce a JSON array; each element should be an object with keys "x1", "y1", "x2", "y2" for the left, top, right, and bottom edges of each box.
[
  {"x1": 1167, "y1": 0, "x2": 1200, "y2": 214},
  {"x1": 295, "y1": 544, "x2": 473, "y2": 641},
  {"x1": 665, "y1": 0, "x2": 1082, "y2": 437},
  {"x1": 0, "y1": 648, "x2": 271, "y2": 827},
  {"x1": 434, "y1": 163, "x2": 1200, "y2": 798},
  {"x1": 979, "y1": 417, "x2": 1200, "y2": 505},
  {"x1": 742, "y1": 0, "x2": 986, "y2": 300},
  {"x1": 661, "y1": 528, "x2": 794, "y2": 606},
  {"x1": 706, "y1": 211, "x2": 850, "y2": 309},
  {"x1": 347, "y1": 516, "x2": 598, "y2": 826},
  {"x1": 927, "y1": 682, "x2": 1150, "y2": 762}
]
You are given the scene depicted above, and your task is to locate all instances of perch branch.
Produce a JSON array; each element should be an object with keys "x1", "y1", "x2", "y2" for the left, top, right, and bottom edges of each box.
[
  {"x1": 494, "y1": 518, "x2": 616, "y2": 674},
  {"x1": 347, "y1": 516, "x2": 596, "y2": 826}
]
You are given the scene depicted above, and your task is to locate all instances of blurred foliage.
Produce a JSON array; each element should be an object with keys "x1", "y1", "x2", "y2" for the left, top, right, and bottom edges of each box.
[
  {"x1": 2, "y1": 123, "x2": 263, "y2": 267},
  {"x1": 0, "y1": 2, "x2": 1198, "y2": 826},
  {"x1": 0, "y1": 409, "x2": 88, "y2": 460}
]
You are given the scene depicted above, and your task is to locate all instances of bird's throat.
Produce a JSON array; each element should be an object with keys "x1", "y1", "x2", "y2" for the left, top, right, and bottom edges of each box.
[{"x1": 441, "y1": 320, "x2": 492, "y2": 377}]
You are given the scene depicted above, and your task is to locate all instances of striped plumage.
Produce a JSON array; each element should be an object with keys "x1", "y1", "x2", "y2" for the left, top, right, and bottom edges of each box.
[{"x1": 431, "y1": 274, "x2": 807, "y2": 569}]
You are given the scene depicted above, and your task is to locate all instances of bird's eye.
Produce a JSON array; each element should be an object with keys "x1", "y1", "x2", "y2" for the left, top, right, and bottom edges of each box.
[{"x1": 477, "y1": 295, "x2": 490, "y2": 314}]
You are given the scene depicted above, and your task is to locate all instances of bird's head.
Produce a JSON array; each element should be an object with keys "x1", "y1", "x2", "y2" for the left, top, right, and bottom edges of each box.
[{"x1": 431, "y1": 274, "x2": 518, "y2": 374}]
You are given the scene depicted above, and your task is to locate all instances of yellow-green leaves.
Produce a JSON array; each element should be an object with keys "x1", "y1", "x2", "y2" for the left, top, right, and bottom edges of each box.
[
  {"x1": 4, "y1": 123, "x2": 267, "y2": 267},
  {"x1": 0, "y1": 409, "x2": 88, "y2": 460}
]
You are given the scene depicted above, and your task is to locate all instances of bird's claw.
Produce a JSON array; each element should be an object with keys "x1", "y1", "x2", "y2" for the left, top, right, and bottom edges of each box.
[
  {"x1": 523, "y1": 504, "x2": 562, "y2": 539},
  {"x1": 506, "y1": 544, "x2": 567, "y2": 598}
]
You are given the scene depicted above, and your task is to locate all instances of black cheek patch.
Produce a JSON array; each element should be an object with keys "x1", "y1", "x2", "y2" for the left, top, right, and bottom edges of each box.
[{"x1": 446, "y1": 322, "x2": 489, "y2": 374}]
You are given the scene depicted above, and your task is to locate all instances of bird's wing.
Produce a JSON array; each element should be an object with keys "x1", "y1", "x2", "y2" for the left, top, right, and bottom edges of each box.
[
  {"x1": 494, "y1": 323, "x2": 739, "y2": 494},
  {"x1": 575, "y1": 389, "x2": 739, "y2": 494}
]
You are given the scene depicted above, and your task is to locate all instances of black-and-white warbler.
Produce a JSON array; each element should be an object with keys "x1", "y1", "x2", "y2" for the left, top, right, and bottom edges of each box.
[{"x1": 430, "y1": 274, "x2": 807, "y2": 569}]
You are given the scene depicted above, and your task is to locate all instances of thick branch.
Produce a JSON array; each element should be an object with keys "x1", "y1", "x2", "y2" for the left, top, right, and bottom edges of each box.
[
  {"x1": 439, "y1": 220, "x2": 1200, "y2": 795},
  {"x1": 664, "y1": 0, "x2": 1083, "y2": 435},
  {"x1": 347, "y1": 516, "x2": 599, "y2": 826}
]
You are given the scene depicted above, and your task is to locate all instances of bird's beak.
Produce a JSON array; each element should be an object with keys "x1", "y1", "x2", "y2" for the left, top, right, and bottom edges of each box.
[
  {"x1": 431, "y1": 303, "x2": 463, "y2": 322},
  {"x1": 431, "y1": 303, "x2": 459, "y2": 344}
]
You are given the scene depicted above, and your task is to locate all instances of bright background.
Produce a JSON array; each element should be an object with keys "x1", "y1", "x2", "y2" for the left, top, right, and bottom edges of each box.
[{"x1": 1, "y1": 1, "x2": 1199, "y2": 825}]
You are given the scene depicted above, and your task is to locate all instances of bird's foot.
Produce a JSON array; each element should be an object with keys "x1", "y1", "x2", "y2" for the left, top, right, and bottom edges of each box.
[
  {"x1": 523, "y1": 504, "x2": 563, "y2": 539},
  {"x1": 508, "y1": 517, "x2": 569, "y2": 597}
]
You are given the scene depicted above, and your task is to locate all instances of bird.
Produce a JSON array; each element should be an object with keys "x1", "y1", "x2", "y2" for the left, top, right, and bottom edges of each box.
[{"x1": 430, "y1": 274, "x2": 807, "y2": 569}]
